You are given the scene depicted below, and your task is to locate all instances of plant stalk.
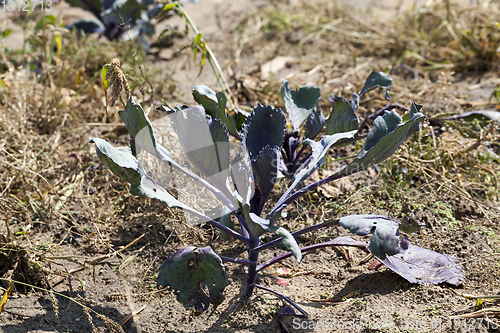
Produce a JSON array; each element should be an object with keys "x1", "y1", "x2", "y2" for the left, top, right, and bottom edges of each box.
[
  {"x1": 255, "y1": 220, "x2": 340, "y2": 252},
  {"x1": 244, "y1": 237, "x2": 260, "y2": 297},
  {"x1": 256, "y1": 239, "x2": 367, "y2": 272},
  {"x1": 219, "y1": 256, "x2": 256, "y2": 266},
  {"x1": 182, "y1": 206, "x2": 250, "y2": 245},
  {"x1": 271, "y1": 169, "x2": 348, "y2": 216}
]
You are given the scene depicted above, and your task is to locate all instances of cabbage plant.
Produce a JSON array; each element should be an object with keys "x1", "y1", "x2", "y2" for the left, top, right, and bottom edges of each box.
[{"x1": 91, "y1": 72, "x2": 464, "y2": 315}]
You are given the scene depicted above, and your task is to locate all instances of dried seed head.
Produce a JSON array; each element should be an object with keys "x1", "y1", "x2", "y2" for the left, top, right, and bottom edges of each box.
[
  {"x1": 50, "y1": 292, "x2": 60, "y2": 326},
  {"x1": 98, "y1": 314, "x2": 125, "y2": 333},
  {"x1": 83, "y1": 306, "x2": 98, "y2": 333},
  {"x1": 105, "y1": 58, "x2": 131, "y2": 106}
]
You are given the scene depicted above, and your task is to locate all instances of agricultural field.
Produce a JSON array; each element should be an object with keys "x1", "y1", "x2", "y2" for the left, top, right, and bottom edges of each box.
[{"x1": 0, "y1": 0, "x2": 500, "y2": 332}]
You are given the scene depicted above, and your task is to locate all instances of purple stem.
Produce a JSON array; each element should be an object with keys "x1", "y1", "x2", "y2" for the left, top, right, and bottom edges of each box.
[
  {"x1": 237, "y1": 214, "x2": 250, "y2": 239},
  {"x1": 292, "y1": 154, "x2": 311, "y2": 175},
  {"x1": 183, "y1": 207, "x2": 250, "y2": 245},
  {"x1": 281, "y1": 147, "x2": 290, "y2": 166},
  {"x1": 253, "y1": 284, "x2": 308, "y2": 317},
  {"x1": 294, "y1": 144, "x2": 308, "y2": 166},
  {"x1": 244, "y1": 237, "x2": 260, "y2": 296},
  {"x1": 256, "y1": 240, "x2": 367, "y2": 272},
  {"x1": 294, "y1": 152, "x2": 312, "y2": 168},
  {"x1": 219, "y1": 256, "x2": 256, "y2": 266},
  {"x1": 255, "y1": 220, "x2": 340, "y2": 252},
  {"x1": 270, "y1": 167, "x2": 348, "y2": 216}
]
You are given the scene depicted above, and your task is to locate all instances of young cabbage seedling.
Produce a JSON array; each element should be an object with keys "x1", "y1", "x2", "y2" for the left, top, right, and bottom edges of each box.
[{"x1": 91, "y1": 72, "x2": 464, "y2": 315}]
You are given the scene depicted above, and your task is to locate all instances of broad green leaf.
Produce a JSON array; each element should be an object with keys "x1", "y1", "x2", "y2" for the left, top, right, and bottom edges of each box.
[
  {"x1": 325, "y1": 97, "x2": 360, "y2": 135},
  {"x1": 130, "y1": 174, "x2": 190, "y2": 210},
  {"x1": 274, "y1": 227, "x2": 301, "y2": 263},
  {"x1": 247, "y1": 212, "x2": 270, "y2": 237},
  {"x1": 91, "y1": 138, "x2": 142, "y2": 185},
  {"x1": 339, "y1": 215, "x2": 402, "y2": 260},
  {"x1": 218, "y1": 206, "x2": 234, "y2": 241},
  {"x1": 242, "y1": 104, "x2": 286, "y2": 160},
  {"x1": 359, "y1": 71, "x2": 393, "y2": 98},
  {"x1": 124, "y1": 98, "x2": 236, "y2": 210},
  {"x1": 251, "y1": 146, "x2": 280, "y2": 209},
  {"x1": 119, "y1": 97, "x2": 159, "y2": 157},
  {"x1": 215, "y1": 92, "x2": 239, "y2": 138},
  {"x1": 157, "y1": 246, "x2": 230, "y2": 311},
  {"x1": 192, "y1": 86, "x2": 239, "y2": 138},
  {"x1": 304, "y1": 107, "x2": 325, "y2": 139},
  {"x1": 168, "y1": 106, "x2": 230, "y2": 196},
  {"x1": 280, "y1": 79, "x2": 321, "y2": 131},
  {"x1": 335, "y1": 103, "x2": 424, "y2": 178}
]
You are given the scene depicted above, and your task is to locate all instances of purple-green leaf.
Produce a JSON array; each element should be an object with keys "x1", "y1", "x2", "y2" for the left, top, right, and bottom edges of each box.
[
  {"x1": 274, "y1": 226, "x2": 302, "y2": 263},
  {"x1": 157, "y1": 246, "x2": 230, "y2": 311},
  {"x1": 91, "y1": 138, "x2": 142, "y2": 185},
  {"x1": 339, "y1": 215, "x2": 404, "y2": 260},
  {"x1": 359, "y1": 71, "x2": 393, "y2": 98},
  {"x1": 130, "y1": 174, "x2": 191, "y2": 210},
  {"x1": 192, "y1": 85, "x2": 218, "y2": 118},
  {"x1": 119, "y1": 97, "x2": 158, "y2": 157},
  {"x1": 375, "y1": 244, "x2": 465, "y2": 285},
  {"x1": 327, "y1": 236, "x2": 464, "y2": 285},
  {"x1": 276, "y1": 130, "x2": 357, "y2": 207},
  {"x1": 270, "y1": 102, "x2": 424, "y2": 217},
  {"x1": 218, "y1": 205, "x2": 234, "y2": 241},
  {"x1": 251, "y1": 146, "x2": 280, "y2": 212},
  {"x1": 280, "y1": 79, "x2": 321, "y2": 131},
  {"x1": 304, "y1": 107, "x2": 326, "y2": 139},
  {"x1": 337, "y1": 102, "x2": 424, "y2": 178},
  {"x1": 242, "y1": 104, "x2": 286, "y2": 160},
  {"x1": 325, "y1": 96, "x2": 360, "y2": 135},
  {"x1": 192, "y1": 86, "x2": 240, "y2": 138}
]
